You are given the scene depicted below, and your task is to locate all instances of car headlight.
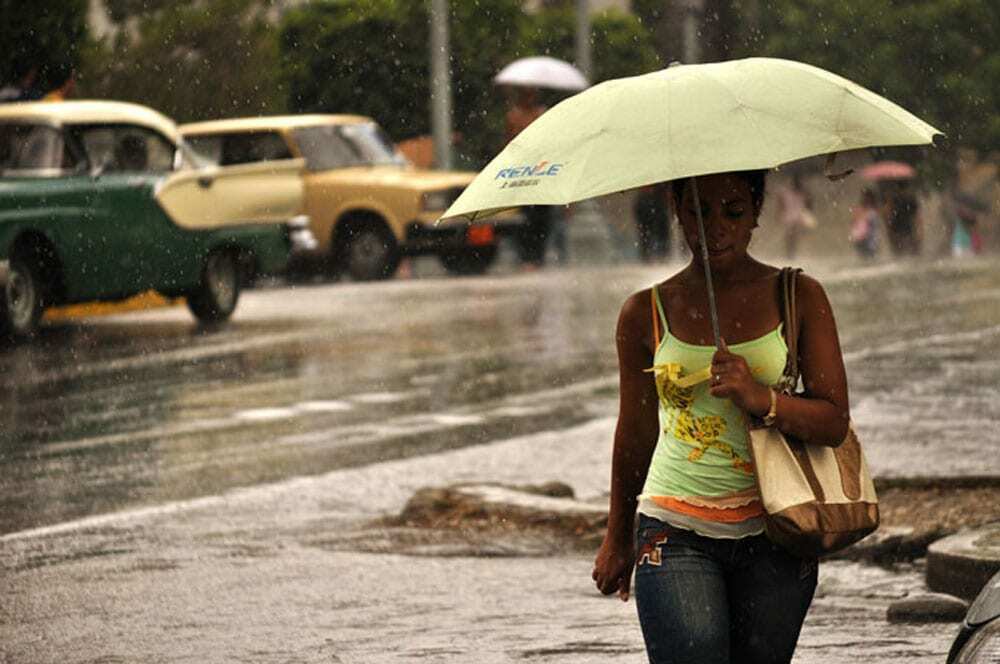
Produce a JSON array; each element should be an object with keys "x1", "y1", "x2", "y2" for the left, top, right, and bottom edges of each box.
[{"x1": 955, "y1": 618, "x2": 1000, "y2": 663}]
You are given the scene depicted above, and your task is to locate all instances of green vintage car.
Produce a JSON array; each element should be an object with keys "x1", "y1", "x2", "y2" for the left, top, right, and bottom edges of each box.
[{"x1": 0, "y1": 100, "x2": 315, "y2": 338}]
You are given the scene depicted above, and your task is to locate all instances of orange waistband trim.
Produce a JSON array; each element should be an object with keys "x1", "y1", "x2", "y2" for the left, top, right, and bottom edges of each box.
[{"x1": 649, "y1": 496, "x2": 765, "y2": 523}]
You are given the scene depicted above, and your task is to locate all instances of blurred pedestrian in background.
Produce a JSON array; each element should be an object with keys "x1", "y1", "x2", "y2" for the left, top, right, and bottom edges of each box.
[
  {"x1": 775, "y1": 174, "x2": 816, "y2": 258},
  {"x1": 504, "y1": 86, "x2": 552, "y2": 268},
  {"x1": 883, "y1": 183, "x2": 922, "y2": 256},
  {"x1": 0, "y1": 62, "x2": 43, "y2": 103},
  {"x1": 949, "y1": 191, "x2": 984, "y2": 258},
  {"x1": 549, "y1": 205, "x2": 570, "y2": 265},
  {"x1": 633, "y1": 183, "x2": 672, "y2": 262},
  {"x1": 848, "y1": 189, "x2": 881, "y2": 260},
  {"x1": 42, "y1": 67, "x2": 76, "y2": 102}
]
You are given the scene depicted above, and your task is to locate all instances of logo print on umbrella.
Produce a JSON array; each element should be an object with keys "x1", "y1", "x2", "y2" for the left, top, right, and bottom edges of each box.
[{"x1": 495, "y1": 161, "x2": 563, "y2": 188}]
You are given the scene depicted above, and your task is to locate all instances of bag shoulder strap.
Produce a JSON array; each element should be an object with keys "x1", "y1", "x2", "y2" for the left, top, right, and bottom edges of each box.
[
  {"x1": 650, "y1": 287, "x2": 661, "y2": 349},
  {"x1": 778, "y1": 267, "x2": 802, "y2": 393},
  {"x1": 650, "y1": 286, "x2": 668, "y2": 349}
]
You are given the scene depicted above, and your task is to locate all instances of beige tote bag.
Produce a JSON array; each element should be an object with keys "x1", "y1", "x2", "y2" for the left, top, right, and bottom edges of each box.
[{"x1": 747, "y1": 268, "x2": 879, "y2": 558}]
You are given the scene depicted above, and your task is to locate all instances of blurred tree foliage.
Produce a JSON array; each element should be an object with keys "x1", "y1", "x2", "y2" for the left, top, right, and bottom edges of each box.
[
  {"x1": 743, "y1": 0, "x2": 1000, "y2": 175},
  {"x1": 0, "y1": 0, "x2": 88, "y2": 92},
  {"x1": 103, "y1": 0, "x2": 177, "y2": 23},
  {"x1": 279, "y1": 1, "x2": 659, "y2": 167},
  {"x1": 522, "y1": 7, "x2": 662, "y2": 85},
  {"x1": 280, "y1": 0, "x2": 524, "y2": 168},
  {"x1": 82, "y1": 0, "x2": 287, "y2": 123}
]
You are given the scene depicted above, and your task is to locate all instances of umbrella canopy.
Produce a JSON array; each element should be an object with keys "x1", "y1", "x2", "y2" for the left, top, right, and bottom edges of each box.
[
  {"x1": 494, "y1": 56, "x2": 589, "y2": 91},
  {"x1": 444, "y1": 57, "x2": 941, "y2": 223},
  {"x1": 860, "y1": 160, "x2": 916, "y2": 181},
  {"x1": 451, "y1": 57, "x2": 940, "y2": 348}
]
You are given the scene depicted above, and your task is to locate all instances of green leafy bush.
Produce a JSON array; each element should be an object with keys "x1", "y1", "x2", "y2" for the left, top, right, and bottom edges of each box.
[
  {"x1": 81, "y1": 0, "x2": 286, "y2": 123},
  {"x1": 278, "y1": 1, "x2": 660, "y2": 168}
]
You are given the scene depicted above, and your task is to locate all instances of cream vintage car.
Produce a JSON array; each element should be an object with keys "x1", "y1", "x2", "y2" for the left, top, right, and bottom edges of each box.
[
  {"x1": 180, "y1": 115, "x2": 520, "y2": 280},
  {"x1": 0, "y1": 101, "x2": 314, "y2": 338}
]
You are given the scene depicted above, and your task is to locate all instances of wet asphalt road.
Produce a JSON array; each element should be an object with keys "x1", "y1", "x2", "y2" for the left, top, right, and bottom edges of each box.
[
  {"x1": 3, "y1": 255, "x2": 1000, "y2": 537},
  {"x1": 0, "y1": 262, "x2": 629, "y2": 535},
  {"x1": 2, "y1": 256, "x2": 999, "y2": 662}
]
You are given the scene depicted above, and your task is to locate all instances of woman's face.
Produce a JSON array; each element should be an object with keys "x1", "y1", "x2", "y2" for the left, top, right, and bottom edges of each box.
[{"x1": 676, "y1": 173, "x2": 758, "y2": 270}]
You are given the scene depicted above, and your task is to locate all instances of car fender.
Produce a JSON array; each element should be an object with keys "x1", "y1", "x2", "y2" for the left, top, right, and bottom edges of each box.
[{"x1": 307, "y1": 198, "x2": 403, "y2": 253}]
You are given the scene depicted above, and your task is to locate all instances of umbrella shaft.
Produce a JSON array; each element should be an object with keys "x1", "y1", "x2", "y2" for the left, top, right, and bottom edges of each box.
[{"x1": 691, "y1": 178, "x2": 722, "y2": 348}]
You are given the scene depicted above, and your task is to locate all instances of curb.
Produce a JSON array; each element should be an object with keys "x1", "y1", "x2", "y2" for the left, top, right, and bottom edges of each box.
[
  {"x1": 927, "y1": 522, "x2": 1000, "y2": 601},
  {"x1": 874, "y1": 476, "x2": 1000, "y2": 490},
  {"x1": 830, "y1": 526, "x2": 947, "y2": 564}
]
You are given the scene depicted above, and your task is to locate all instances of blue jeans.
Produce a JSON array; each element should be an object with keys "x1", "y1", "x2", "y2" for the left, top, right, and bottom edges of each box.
[{"x1": 633, "y1": 515, "x2": 817, "y2": 664}]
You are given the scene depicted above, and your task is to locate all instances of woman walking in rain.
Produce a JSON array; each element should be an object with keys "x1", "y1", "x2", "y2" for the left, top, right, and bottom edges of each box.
[
  {"x1": 592, "y1": 170, "x2": 851, "y2": 664},
  {"x1": 776, "y1": 174, "x2": 815, "y2": 258}
]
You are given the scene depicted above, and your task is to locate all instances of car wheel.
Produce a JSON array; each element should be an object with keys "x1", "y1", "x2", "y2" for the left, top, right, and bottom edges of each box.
[
  {"x1": 187, "y1": 249, "x2": 240, "y2": 323},
  {"x1": 1, "y1": 257, "x2": 45, "y2": 339},
  {"x1": 439, "y1": 246, "x2": 498, "y2": 276},
  {"x1": 343, "y1": 223, "x2": 399, "y2": 281}
]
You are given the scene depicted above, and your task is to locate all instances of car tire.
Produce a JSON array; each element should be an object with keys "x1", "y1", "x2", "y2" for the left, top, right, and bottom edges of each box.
[
  {"x1": 439, "y1": 245, "x2": 498, "y2": 276},
  {"x1": 186, "y1": 249, "x2": 241, "y2": 323},
  {"x1": 1, "y1": 256, "x2": 45, "y2": 339},
  {"x1": 341, "y1": 222, "x2": 399, "y2": 281}
]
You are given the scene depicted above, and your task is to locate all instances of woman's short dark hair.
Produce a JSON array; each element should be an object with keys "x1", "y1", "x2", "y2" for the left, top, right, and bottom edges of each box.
[{"x1": 670, "y1": 169, "x2": 769, "y2": 217}]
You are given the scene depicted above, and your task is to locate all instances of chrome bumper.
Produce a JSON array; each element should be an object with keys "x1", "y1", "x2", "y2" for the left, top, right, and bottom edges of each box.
[
  {"x1": 287, "y1": 215, "x2": 318, "y2": 254},
  {"x1": 0, "y1": 259, "x2": 8, "y2": 288}
]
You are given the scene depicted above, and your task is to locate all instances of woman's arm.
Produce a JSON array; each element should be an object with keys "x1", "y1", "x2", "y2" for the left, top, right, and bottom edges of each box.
[
  {"x1": 710, "y1": 274, "x2": 850, "y2": 447},
  {"x1": 779, "y1": 274, "x2": 851, "y2": 445},
  {"x1": 593, "y1": 291, "x2": 661, "y2": 598}
]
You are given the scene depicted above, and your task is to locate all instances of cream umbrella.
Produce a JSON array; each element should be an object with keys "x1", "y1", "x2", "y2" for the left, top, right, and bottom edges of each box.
[{"x1": 442, "y1": 57, "x2": 941, "y2": 346}]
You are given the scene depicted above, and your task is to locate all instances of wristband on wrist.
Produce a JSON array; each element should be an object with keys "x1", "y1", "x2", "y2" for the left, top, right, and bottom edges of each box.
[{"x1": 762, "y1": 388, "x2": 778, "y2": 426}]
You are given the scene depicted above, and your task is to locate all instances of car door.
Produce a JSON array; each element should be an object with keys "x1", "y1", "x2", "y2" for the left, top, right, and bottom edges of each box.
[
  {"x1": 154, "y1": 155, "x2": 304, "y2": 233},
  {"x1": 66, "y1": 123, "x2": 180, "y2": 295},
  {"x1": 156, "y1": 129, "x2": 304, "y2": 236},
  {"x1": 0, "y1": 122, "x2": 110, "y2": 299}
]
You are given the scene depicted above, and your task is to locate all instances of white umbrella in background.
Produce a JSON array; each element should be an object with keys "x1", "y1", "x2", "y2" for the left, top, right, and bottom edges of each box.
[{"x1": 494, "y1": 56, "x2": 589, "y2": 91}]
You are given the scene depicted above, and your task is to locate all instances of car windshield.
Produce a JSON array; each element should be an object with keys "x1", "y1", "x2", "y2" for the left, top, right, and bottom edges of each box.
[
  {"x1": 0, "y1": 123, "x2": 79, "y2": 175},
  {"x1": 292, "y1": 122, "x2": 408, "y2": 172}
]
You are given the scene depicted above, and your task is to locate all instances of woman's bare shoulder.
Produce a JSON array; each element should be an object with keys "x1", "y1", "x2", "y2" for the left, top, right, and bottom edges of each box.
[
  {"x1": 656, "y1": 269, "x2": 694, "y2": 294},
  {"x1": 620, "y1": 288, "x2": 652, "y2": 324},
  {"x1": 795, "y1": 271, "x2": 827, "y2": 296},
  {"x1": 794, "y1": 271, "x2": 835, "y2": 318}
]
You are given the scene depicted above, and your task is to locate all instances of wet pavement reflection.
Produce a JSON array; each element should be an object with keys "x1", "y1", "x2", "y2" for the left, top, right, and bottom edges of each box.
[{"x1": 0, "y1": 269, "x2": 631, "y2": 534}]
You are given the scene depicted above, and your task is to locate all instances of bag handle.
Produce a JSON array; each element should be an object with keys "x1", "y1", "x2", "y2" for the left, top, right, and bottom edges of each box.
[{"x1": 777, "y1": 267, "x2": 802, "y2": 394}]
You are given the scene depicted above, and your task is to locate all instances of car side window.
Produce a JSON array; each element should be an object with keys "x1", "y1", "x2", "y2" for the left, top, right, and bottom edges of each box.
[
  {"x1": 225, "y1": 132, "x2": 292, "y2": 165},
  {"x1": 71, "y1": 125, "x2": 176, "y2": 174},
  {"x1": 291, "y1": 126, "x2": 363, "y2": 172},
  {"x1": 186, "y1": 132, "x2": 292, "y2": 166},
  {"x1": 186, "y1": 136, "x2": 223, "y2": 164},
  {"x1": 0, "y1": 124, "x2": 77, "y2": 174}
]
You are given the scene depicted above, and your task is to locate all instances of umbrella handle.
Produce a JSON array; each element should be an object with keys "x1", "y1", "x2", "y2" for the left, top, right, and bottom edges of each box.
[{"x1": 691, "y1": 178, "x2": 723, "y2": 349}]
